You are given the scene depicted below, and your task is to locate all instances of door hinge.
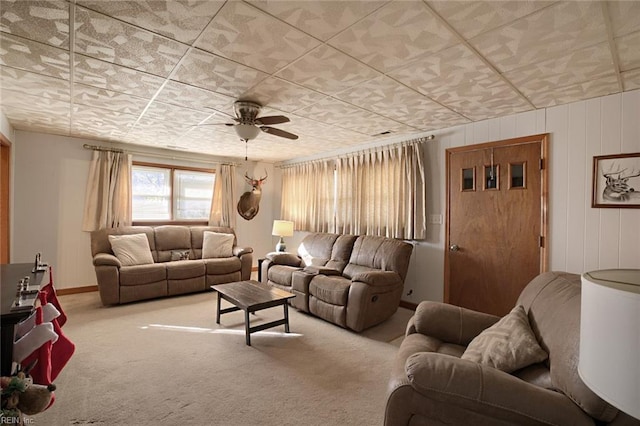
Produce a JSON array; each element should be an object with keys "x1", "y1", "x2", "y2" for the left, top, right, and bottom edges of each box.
[
  {"x1": 539, "y1": 158, "x2": 545, "y2": 170},
  {"x1": 539, "y1": 235, "x2": 544, "y2": 247}
]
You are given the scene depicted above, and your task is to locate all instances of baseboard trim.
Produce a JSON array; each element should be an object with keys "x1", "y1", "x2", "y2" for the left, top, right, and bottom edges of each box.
[
  {"x1": 57, "y1": 285, "x2": 98, "y2": 295},
  {"x1": 399, "y1": 300, "x2": 417, "y2": 311}
]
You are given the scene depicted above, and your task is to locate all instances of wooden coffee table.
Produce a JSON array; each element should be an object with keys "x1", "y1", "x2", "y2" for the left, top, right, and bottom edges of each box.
[{"x1": 211, "y1": 280, "x2": 295, "y2": 346}]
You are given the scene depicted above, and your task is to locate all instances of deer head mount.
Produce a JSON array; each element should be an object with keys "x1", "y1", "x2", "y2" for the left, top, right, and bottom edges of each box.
[
  {"x1": 602, "y1": 166, "x2": 640, "y2": 202},
  {"x1": 237, "y1": 171, "x2": 267, "y2": 220}
]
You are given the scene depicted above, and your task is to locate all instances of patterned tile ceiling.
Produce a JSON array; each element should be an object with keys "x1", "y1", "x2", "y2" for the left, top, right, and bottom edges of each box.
[{"x1": 1, "y1": 0, "x2": 639, "y2": 162}]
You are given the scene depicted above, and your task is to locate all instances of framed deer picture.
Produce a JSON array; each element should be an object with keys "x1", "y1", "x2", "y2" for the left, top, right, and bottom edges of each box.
[{"x1": 592, "y1": 152, "x2": 640, "y2": 208}]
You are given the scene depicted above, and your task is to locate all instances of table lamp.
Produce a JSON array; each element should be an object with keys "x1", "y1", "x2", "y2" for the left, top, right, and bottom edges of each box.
[
  {"x1": 272, "y1": 220, "x2": 294, "y2": 252},
  {"x1": 579, "y1": 269, "x2": 640, "y2": 420}
]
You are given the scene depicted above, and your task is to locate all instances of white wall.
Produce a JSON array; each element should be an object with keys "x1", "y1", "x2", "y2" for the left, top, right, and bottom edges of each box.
[{"x1": 10, "y1": 90, "x2": 640, "y2": 296}]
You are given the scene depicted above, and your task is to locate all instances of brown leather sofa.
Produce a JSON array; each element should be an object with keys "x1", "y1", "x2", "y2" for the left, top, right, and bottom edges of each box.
[
  {"x1": 90, "y1": 225, "x2": 253, "y2": 305},
  {"x1": 261, "y1": 232, "x2": 413, "y2": 332},
  {"x1": 385, "y1": 271, "x2": 640, "y2": 426}
]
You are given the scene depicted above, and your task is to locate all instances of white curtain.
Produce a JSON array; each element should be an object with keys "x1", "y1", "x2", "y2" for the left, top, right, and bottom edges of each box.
[
  {"x1": 209, "y1": 164, "x2": 236, "y2": 228},
  {"x1": 82, "y1": 150, "x2": 132, "y2": 231},
  {"x1": 280, "y1": 160, "x2": 334, "y2": 232},
  {"x1": 335, "y1": 142, "x2": 426, "y2": 240}
]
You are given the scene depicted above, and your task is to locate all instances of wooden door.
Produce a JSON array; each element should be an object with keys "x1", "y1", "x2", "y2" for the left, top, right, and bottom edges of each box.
[{"x1": 445, "y1": 134, "x2": 548, "y2": 316}]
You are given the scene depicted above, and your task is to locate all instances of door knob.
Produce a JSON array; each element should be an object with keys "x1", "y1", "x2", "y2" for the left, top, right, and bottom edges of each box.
[{"x1": 449, "y1": 244, "x2": 459, "y2": 252}]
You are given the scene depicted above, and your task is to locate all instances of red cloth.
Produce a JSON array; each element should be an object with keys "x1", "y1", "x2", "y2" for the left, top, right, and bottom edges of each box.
[
  {"x1": 38, "y1": 268, "x2": 67, "y2": 327},
  {"x1": 20, "y1": 308, "x2": 53, "y2": 386},
  {"x1": 49, "y1": 314, "x2": 74, "y2": 382},
  {"x1": 35, "y1": 268, "x2": 74, "y2": 381}
]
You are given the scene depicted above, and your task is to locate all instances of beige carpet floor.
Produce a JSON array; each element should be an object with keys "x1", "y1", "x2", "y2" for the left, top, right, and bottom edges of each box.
[{"x1": 33, "y1": 290, "x2": 413, "y2": 426}]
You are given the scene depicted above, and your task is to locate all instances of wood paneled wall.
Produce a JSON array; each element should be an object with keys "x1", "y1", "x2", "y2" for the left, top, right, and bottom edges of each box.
[{"x1": 402, "y1": 90, "x2": 640, "y2": 305}]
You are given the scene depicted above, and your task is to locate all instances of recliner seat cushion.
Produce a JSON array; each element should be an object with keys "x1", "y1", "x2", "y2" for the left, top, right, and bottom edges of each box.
[
  {"x1": 310, "y1": 275, "x2": 351, "y2": 306},
  {"x1": 119, "y1": 263, "x2": 166, "y2": 286},
  {"x1": 166, "y1": 260, "x2": 205, "y2": 280},
  {"x1": 204, "y1": 257, "x2": 241, "y2": 275},
  {"x1": 268, "y1": 265, "x2": 300, "y2": 287}
]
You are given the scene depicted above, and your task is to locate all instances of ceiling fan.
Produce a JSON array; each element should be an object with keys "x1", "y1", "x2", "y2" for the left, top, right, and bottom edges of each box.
[{"x1": 220, "y1": 101, "x2": 299, "y2": 142}]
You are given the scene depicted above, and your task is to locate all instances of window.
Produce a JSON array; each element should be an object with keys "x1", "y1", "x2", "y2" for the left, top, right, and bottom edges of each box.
[{"x1": 132, "y1": 163, "x2": 215, "y2": 222}]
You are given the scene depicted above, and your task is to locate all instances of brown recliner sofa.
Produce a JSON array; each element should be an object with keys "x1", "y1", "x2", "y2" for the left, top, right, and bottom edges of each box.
[
  {"x1": 90, "y1": 225, "x2": 253, "y2": 305},
  {"x1": 261, "y1": 232, "x2": 413, "y2": 332},
  {"x1": 385, "y1": 271, "x2": 640, "y2": 426}
]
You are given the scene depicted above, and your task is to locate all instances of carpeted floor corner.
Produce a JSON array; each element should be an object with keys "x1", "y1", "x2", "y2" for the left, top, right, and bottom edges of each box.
[{"x1": 33, "y1": 290, "x2": 412, "y2": 425}]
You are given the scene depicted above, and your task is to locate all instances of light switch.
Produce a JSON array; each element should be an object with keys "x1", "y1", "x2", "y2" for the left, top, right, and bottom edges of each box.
[{"x1": 429, "y1": 214, "x2": 442, "y2": 224}]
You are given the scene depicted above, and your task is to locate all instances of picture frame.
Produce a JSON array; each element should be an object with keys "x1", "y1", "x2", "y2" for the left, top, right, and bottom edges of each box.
[{"x1": 592, "y1": 152, "x2": 640, "y2": 208}]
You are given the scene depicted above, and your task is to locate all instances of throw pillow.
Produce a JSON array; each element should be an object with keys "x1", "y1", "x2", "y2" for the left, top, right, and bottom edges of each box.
[
  {"x1": 202, "y1": 232, "x2": 234, "y2": 259},
  {"x1": 108, "y1": 233, "x2": 154, "y2": 266},
  {"x1": 170, "y1": 250, "x2": 190, "y2": 261},
  {"x1": 461, "y1": 305, "x2": 548, "y2": 373}
]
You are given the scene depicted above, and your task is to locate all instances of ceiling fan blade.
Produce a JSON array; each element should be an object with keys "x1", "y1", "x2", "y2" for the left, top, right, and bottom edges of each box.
[
  {"x1": 255, "y1": 115, "x2": 290, "y2": 125},
  {"x1": 260, "y1": 126, "x2": 299, "y2": 140}
]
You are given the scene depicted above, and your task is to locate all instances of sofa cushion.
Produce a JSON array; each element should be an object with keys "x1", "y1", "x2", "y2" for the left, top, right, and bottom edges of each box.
[
  {"x1": 119, "y1": 263, "x2": 166, "y2": 286},
  {"x1": 108, "y1": 234, "x2": 154, "y2": 266},
  {"x1": 204, "y1": 257, "x2": 241, "y2": 275},
  {"x1": 91, "y1": 226, "x2": 156, "y2": 258},
  {"x1": 268, "y1": 265, "x2": 299, "y2": 287},
  {"x1": 297, "y1": 233, "x2": 340, "y2": 266},
  {"x1": 309, "y1": 275, "x2": 351, "y2": 306},
  {"x1": 190, "y1": 226, "x2": 237, "y2": 258},
  {"x1": 202, "y1": 232, "x2": 234, "y2": 258},
  {"x1": 166, "y1": 260, "x2": 205, "y2": 280},
  {"x1": 461, "y1": 305, "x2": 548, "y2": 373},
  {"x1": 325, "y1": 234, "x2": 358, "y2": 272},
  {"x1": 344, "y1": 235, "x2": 412, "y2": 281},
  {"x1": 154, "y1": 226, "x2": 191, "y2": 262}
]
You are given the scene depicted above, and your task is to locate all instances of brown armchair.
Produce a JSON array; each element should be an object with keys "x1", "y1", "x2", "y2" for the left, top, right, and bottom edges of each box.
[{"x1": 385, "y1": 271, "x2": 640, "y2": 426}]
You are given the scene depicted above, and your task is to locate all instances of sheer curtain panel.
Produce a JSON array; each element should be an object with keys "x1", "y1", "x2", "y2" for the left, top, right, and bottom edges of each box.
[
  {"x1": 209, "y1": 164, "x2": 236, "y2": 228},
  {"x1": 82, "y1": 150, "x2": 132, "y2": 231},
  {"x1": 335, "y1": 142, "x2": 426, "y2": 240},
  {"x1": 280, "y1": 160, "x2": 334, "y2": 232}
]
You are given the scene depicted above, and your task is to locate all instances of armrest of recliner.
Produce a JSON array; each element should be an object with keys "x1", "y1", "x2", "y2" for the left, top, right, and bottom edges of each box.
[
  {"x1": 413, "y1": 301, "x2": 500, "y2": 346},
  {"x1": 265, "y1": 252, "x2": 302, "y2": 267},
  {"x1": 93, "y1": 253, "x2": 121, "y2": 268},
  {"x1": 351, "y1": 270, "x2": 402, "y2": 287},
  {"x1": 233, "y1": 246, "x2": 253, "y2": 257},
  {"x1": 303, "y1": 265, "x2": 341, "y2": 275},
  {"x1": 405, "y1": 352, "x2": 595, "y2": 426}
]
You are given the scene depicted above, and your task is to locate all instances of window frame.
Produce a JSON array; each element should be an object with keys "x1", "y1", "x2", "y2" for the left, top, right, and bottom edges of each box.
[{"x1": 131, "y1": 161, "x2": 215, "y2": 226}]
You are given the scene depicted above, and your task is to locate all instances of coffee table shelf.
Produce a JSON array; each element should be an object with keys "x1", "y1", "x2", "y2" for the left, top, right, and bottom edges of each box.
[{"x1": 211, "y1": 280, "x2": 295, "y2": 346}]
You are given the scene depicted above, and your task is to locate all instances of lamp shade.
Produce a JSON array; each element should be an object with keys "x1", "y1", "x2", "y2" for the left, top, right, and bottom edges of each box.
[
  {"x1": 235, "y1": 124, "x2": 260, "y2": 141},
  {"x1": 272, "y1": 220, "x2": 294, "y2": 237},
  {"x1": 579, "y1": 269, "x2": 640, "y2": 420}
]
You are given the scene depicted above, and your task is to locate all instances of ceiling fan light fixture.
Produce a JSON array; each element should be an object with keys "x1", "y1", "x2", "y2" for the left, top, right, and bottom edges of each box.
[{"x1": 235, "y1": 123, "x2": 261, "y2": 141}]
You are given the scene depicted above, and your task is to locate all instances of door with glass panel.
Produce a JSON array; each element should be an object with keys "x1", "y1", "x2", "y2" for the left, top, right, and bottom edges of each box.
[{"x1": 445, "y1": 134, "x2": 549, "y2": 316}]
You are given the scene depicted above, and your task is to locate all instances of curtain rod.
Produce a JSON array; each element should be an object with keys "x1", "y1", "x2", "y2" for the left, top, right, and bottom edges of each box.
[
  {"x1": 83, "y1": 143, "x2": 123, "y2": 153},
  {"x1": 277, "y1": 134, "x2": 435, "y2": 169},
  {"x1": 82, "y1": 143, "x2": 239, "y2": 166}
]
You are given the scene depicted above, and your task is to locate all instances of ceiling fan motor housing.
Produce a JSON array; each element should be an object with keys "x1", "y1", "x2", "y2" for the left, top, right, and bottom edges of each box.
[{"x1": 234, "y1": 101, "x2": 262, "y2": 124}]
